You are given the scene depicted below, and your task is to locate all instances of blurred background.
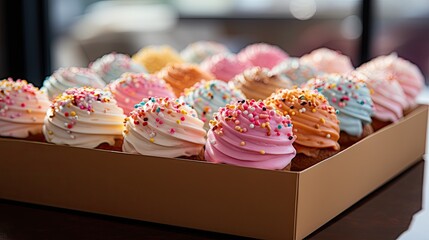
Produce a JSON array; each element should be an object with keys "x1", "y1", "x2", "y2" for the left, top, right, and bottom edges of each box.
[{"x1": 0, "y1": 0, "x2": 428, "y2": 87}]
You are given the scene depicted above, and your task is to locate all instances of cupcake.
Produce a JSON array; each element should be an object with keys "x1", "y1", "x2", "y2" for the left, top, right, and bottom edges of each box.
[
  {"x1": 355, "y1": 70, "x2": 408, "y2": 131},
  {"x1": 107, "y1": 73, "x2": 176, "y2": 115},
  {"x1": 232, "y1": 67, "x2": 293, "y2": 101},
  {"x1": 181, "y1": 41, "x2": 230, "y2": 64},
  {"x1": 122, "y1": 97, "x2": 206, "y2": 158},
  {"x1": 304, "y1": 72, "x2": 374, "y2": 148},
  {"x1": 265, "y1": 89, "x2": 340, "y2": 171},
  {"x1": 272, "y1": 58, "x2": 320, "y2": 87},
  {"x1": 357, "y1": 53, "x2": 424, "y2": 109},
  {"x1": 181, "y1": 80, "x2": 246, "y2": 130},
  {"x1": 132, "y1": 45, "x2": 183, "y2": 73},
  {"x1": 205, "y1": 99, "x2": 296, "y2": 170},
  {"x1": 89, "y1": 52, "x2": 147, "y2": 83},
  {"x1": 42, "y1": 67, "x2": 106, "y2": 100},
  {"x1": 200, "y1": 53, "x2": 251, "y2": 82},
  {"x1": 0, "y1": 78, "x2": 50, "y2": 140},
  {"x1": 43, "y1": 87, "x2": 125, "y2": 150},
  {"x1": 300, "y1": 48, "x2": 354, "y2": 74},
  {"x1": 237, "y1": 43, "x2": 288, "y2": 69},
  {"x1": 157, "y1": 63, "x2": 215, "y2": 96}
]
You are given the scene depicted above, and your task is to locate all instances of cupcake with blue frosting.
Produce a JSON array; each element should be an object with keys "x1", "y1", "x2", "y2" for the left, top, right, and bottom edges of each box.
[
  {"x1": 271, "y1": 58, "x2": 321, "y2": 87},
  {"x1": 181, "y1": 80, "x2": 246, "y2": 130},
  {"x1": 304, "y1": 72, "x2": 374, "y2": 148}
]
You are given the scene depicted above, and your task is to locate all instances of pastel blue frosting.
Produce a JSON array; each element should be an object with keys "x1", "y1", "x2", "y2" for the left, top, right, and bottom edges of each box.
[
  {"x1": 272, "y1": 58, "x2": 320, "y2": 87},
  {"x1": 306, "y1": 74, "x2": 373, "y2": 136},
  {"x1": 181, "y1": 80, "x2": 246, "y2": 130}
]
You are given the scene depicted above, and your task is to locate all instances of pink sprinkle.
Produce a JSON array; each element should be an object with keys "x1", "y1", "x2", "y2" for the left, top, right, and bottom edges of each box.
[{"x1": 332, "y1": 97, "x2": 337, "y2": 103}]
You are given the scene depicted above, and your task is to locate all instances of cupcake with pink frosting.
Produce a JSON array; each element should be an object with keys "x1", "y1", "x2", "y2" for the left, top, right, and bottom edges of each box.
[
  {"x1": 357, "y1": 53, "x2": 424, "y2": 108},
  {"x1": 181, "y1": 41, "x2": 230, "y2": 64},
  {"x1": 0, "y1": 78, "x2": 50, "y2": 140},
  {"x1": 300, "y1": 48, "x2": 354, "y2": 74},
  {"x1": 200, "y1": 53, "x2": 251, "y2": 82},
  {"x1": 237, "y1": 43, "x2": 288, "y2": 69},
  {"x1": 107, "y1": 73, "x2": 176, "y2": 115},
  {"x1": 205, "y1": 99, "x2": 296, "y2": 170},
  {"x1": 355, "y1": 69, "x2": 409, "y2": 131}
]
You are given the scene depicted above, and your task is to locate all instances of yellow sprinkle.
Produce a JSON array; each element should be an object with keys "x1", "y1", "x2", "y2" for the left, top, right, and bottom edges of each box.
[
  {"x1": 260, "y1": 150, "x2": 265, "y2": 155},
  {"x1": 48, "y1": 130, "x2": 53, "y2": 135},
  {"x1": 261, "y1": 123, "x2": 266, "y2": 128},
  {"x1": 320, "y1": 118, "x2": 325, "y2": 124},
  {"x1": 26, "y1": 109, "x2": 32, "y2": 113},
  {"x1": 150, "y1": 138, "x2": 155, "y2": 143},
  {"x1": 70, "y1": 111, "x2": 76, "y2": 117},
  {"x1": 176, "y1": 120, "x2": 181, "y2": 124},
  {"x1": 240, "y1": 141, "x2": 246, "y2": 146},
  {"x1": 291, "y1": 111, "x2": 296, "y2": 116},
  {"x1": 312, "y1": 109, "x2": 316, "y2": 113},
  {"x1": 123, "y1": 129, "x2": 129, "y2": 134}
]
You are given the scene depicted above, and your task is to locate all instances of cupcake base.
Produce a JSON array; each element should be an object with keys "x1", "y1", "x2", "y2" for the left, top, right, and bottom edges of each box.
[
  {"x1": 96, "y1": 138, "x2": 124, "y2": 152},
  {"x1": 339, "y1": 124, "x2": 373, "y2": 149},
  {"x1": 371, "y1": 118, "x2": 393, "y2": 132},
  {"x1": 291, "y1": 149, "x2": 339, "y2": 171}
]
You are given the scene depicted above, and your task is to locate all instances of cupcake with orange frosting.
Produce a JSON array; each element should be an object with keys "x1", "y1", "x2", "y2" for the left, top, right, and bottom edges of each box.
[
  {"x1": 122, "y1": 97, "x2": 206, "y2": 158},
  {"x1": 89, "y1": 52, "x2": 147, "y2": 83},
  {"x1": 107, "y1": 73, "x2": 176, "y2": 115},
  {"x1": 0, "y1": 78, "x2": 50, "y2": 140},
  {"x1": 205, "y1": 99, "x2": 296, "y2": 170},
  {"x1": 181, "y1": 80, "x2": 246, "y2": 130},
  {"x1": 357, "y1": 53, "x2": 424, "y2": 109},
  {"x1": 232, "y1": 67, "x2": 293, "y2": 101},
  {"x1": 200, "y1": 53, "x2": 251, "y2": 82},
  {"x1": 132, "y1": 45, "x2": 183, "y2": 73},
  {"x1": 266, "y1": 88, "x2": 340, "y2": 171},
  {"x1": 181, "y1": 41, "x2": 230, "y2": 64},
  {"x1": 42, "y1": 67, "x2": 106, "y2": 100},
  {"x1": 304, "y1": 72, "x2": 374, "y2": 148},
  {"x1": 300, "y1": 48, "x2": 354, "y2": 74},
  {"x1": 238, "y1": 43, "x2": 288, "y2": 69},
  {"x1": 43, "y1": 87, "x2": 125, "y2": 150},
  {"x1": 272, "y1": 58, "x2": 320, "y2": 87},
  {"x1": 157, "y1": 63, "x2": 215, "y2": 96}
]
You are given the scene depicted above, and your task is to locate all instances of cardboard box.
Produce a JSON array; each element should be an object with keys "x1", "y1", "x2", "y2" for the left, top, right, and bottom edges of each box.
[{"x1": 0, "y1": 105, "x2": 427, "y2": 240}]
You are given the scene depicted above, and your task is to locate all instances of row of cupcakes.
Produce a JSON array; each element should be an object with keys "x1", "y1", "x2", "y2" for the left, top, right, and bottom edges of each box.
[{"x1": 0, "y1": 42, "x2": 425, "y2": 171}]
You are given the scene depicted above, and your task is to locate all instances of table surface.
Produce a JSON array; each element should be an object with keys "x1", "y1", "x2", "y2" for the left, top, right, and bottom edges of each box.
[
  {"x1": 0, "y1": 159, "x2": 426, "y2": 240},
  {"x1": 2, "y1": 93, "x2": 429, "y2": 240}
]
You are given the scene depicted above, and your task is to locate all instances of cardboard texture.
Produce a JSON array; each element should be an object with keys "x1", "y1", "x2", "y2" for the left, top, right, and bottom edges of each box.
[{"x1": 0, "y1": 105, "x2": 427, "y2": 240}]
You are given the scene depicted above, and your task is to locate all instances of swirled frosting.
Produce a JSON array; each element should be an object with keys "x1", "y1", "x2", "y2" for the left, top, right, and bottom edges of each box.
[
  {"x1": 356, "y1": 69, "x2": 408, "y2": 122},
  {"x1": 272, "y1": 58, "x2": 320, "y2": 87},
  {"x1": 265, "y1": 89, "x2": 340, "y2": 156},
  {"x1": 107, "y1": 73, "x2": 176, "y2": 115},
  {"x1": 43, "y1": 87, "x2": 125, "y2": 148},
  {"x1": 122, "y1": 97, "x2": 206, "y2": 158},
  {"x1": 181, "y1": 41, "x2": 230, "y2": 64},
  {"x1": 181, "y1": 80, "x2": 246, "y2": 130},
  {"x1": 200, "y1": 53, "x2": 251, "y2": 82},
  {"x1": 89, "y1": 52, "x2": 147, "y2": 83},
  {"x1": 232, "y1": 67, "x2": 293, "y2": 100},
  {"x1": 237, "y1": 43, "x2": 289, "y2": 69},
  {"x1": 157, "y1": 63, "x2": 215, "y2": 96},
  {"x1": 357, "y1": 53, "x2": 424, "y2": 107},
  {"x1": 132, "y1": 45, "x2": 183, "y2": 73},
  {"x1": 300, "y1": 48, "x2": 354, "y2": 74},
  {"x1": 304, "y1": 73, "x2": 373, "y2": 136},
  {"x1": 205, "y1": 99, "x2": 296, "y2": 170},
  {"x1": 0, "y1": 78, "x2": 51, "y2": 138},
  {"x1": 42, "y1": 67, "x2": 106, "y2": 100}
]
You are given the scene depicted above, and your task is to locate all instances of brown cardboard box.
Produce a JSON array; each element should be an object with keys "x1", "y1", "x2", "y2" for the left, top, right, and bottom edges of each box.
[{"x1": 0, "y1": 105, "x2": 427, "y2": 240}]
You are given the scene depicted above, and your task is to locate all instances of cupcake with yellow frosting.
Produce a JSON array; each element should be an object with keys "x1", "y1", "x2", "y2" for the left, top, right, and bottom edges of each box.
[
  {"x1": 132, "y1": 45, "x2": 183, "y2": 73},
  {"x1": 266, "y1": 88, "x2": 340, "y2": 171}
]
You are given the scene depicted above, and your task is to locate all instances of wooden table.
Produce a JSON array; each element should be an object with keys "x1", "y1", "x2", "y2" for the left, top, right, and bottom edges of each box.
[{"x1": 0, "y1": 160, "x2": 425, "y2": 240}]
